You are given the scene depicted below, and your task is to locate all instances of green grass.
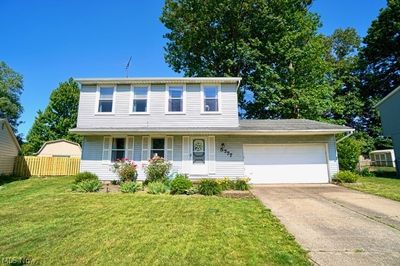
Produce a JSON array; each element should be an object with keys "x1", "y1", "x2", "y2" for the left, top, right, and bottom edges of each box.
[
  {"x1": 343, "y1": 176, "x2": 400, "y2": 202},
  {"x1": 0, "y1": 177, "x2": 310, "y2": 265}
]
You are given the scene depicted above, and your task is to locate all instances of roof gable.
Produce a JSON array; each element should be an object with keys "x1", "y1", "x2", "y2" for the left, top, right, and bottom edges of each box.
[
  {"x1": 0, "y1": 119, "x2": 21, "y2": 151},
  {"x1": 374, "y1": 86, "x2": 400, "y2": 107},
  {"x1": 36, "y1": 139, "x2": 81, "y2": 155}
]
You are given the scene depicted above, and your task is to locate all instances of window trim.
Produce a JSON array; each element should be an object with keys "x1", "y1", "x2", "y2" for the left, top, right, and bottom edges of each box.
[
  {"x1": 200, "y1": 84, "x2": 222, "y2": 114},
  {"x1": 95, "y1": 85, "x2": 116, "y2": 115},
  {"x1": 165, "y1": 84, "x2": 186, "y2": 114},
  {"x1": 129, "y1": 84, "x2": 150, "y2": 115}
]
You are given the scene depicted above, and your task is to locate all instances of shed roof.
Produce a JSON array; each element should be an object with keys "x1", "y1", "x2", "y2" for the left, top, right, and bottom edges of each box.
[{"x1": 35, "y1": 139, "x2": 81, "y2": 155}]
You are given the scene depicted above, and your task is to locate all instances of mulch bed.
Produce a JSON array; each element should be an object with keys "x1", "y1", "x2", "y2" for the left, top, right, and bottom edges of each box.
[
  {"x1": 221, "y1": 190, "x2": 254, "y2": 199},
  {"x1": 100, "y1": 182, "x2": 120, "y2": 193}
]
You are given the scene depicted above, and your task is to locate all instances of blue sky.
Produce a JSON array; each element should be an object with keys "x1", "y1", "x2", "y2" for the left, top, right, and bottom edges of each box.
[{"x1": 0, "y1": 0, "x2": 387, "y2": 138}]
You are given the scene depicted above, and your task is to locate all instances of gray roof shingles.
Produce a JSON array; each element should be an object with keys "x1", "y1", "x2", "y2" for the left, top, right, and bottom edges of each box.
[
  {"x1": 71, "y1": 119, "x2": 352, "y2": 133},
  {"x1": 239, "y1": 119, "x2": 352, "y2": 131}
]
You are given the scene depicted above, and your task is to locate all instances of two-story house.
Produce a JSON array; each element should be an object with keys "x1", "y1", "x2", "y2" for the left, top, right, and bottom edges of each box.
[
  {"x1": 375, "y1": 86, "x2": 400, "y2": 176},
  {"x1": 71, "y1": 77, "x2": 353, "y2": 184}
]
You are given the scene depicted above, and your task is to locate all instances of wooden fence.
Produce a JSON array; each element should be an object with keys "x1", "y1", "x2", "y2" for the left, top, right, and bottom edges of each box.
[{"x1": 13, "y1": 156, "x2": 80, "y2": 177}]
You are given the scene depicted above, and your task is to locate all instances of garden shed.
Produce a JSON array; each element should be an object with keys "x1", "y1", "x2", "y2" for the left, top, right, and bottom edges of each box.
[{"x1": 0, "y1": 119, "x2": 21, "y2": 175}]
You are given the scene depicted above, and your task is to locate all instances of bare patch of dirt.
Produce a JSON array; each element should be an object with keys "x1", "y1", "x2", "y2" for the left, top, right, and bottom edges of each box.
[{"x1": 100, "y1": 182, "x2": 120, "y2": 193}]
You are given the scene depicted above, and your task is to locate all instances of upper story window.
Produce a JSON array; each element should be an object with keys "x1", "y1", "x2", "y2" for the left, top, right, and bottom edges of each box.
[
  {"x1": 203, "y1": 85, "x2": 219, "y2": 112},
  {"x1": 98, "y1": 87, "x2": 114, "y2": 113},
  {"x1": 168, "y1": 86, "x2": 184, "y2": 112},
  {"x1": 132, "y1": 86, "x2": 148, "y2": 113}
]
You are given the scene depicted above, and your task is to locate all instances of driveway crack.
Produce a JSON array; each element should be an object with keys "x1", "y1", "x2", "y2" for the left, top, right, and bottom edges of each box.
[{"x1": 326, "y1": 199, "x2": 400, "y2": 232}]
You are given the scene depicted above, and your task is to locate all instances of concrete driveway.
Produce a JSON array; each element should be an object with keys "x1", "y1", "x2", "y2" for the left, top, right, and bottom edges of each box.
[{"x1": 251, "y1": 184, "x2": 400, "y2": 266}]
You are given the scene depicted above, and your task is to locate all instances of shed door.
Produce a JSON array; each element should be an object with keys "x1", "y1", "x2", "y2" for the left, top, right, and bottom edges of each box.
[{"x1": 243, "y1": 144, "x2": 329, "y2": 184}]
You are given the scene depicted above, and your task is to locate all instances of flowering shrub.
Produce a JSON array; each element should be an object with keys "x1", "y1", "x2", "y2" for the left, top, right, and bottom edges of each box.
[
  {"x1": 112, "y1": 158, "x2": 138, "y2": 182},
  {"x1": 216, "y1": 177, "x2": 235, "y2": 190},
  {"x1": 144, "y1": 156, "x2": 171, "y2": 184}
]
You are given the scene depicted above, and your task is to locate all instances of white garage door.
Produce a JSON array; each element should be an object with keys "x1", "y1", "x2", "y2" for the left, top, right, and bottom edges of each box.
[{"x1": 243, "y1": 144, "x2": 329, "y2": 184}]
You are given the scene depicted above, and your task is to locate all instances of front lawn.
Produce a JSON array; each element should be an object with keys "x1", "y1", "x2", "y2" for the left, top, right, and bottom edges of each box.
[
  {"x1": 0, "y1": 177, "x2": 310, "y2": 265},
  {"x1": 343, "y1": 176, "x2": 400, "y2": 202}
]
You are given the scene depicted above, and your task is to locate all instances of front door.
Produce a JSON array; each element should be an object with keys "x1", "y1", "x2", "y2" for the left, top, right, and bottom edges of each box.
[{"x1": 190, "y1": 137, "x2": 208, "y2": 175}]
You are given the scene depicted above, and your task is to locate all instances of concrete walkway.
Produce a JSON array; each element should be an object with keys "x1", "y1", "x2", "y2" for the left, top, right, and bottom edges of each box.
[{"x1": 251, "y1": 184, "x2": 400, "y2": 266}]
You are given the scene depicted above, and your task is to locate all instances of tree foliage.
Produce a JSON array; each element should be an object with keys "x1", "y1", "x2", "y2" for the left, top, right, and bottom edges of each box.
[
  {"x1": 161, "y1": 0, "x2": 334, "y2": 120},
  {"x1": 358, "y1": 0, "x2": 400, "y2": 138},
  {"x1": 324, "y1": 28, "x2": 363, "y2": 127},
  {"x1": 23, "y1": 78, "x2": 81, "y2": 154},
  {"x1": 0, "y1": 61, "x2": 23, "y2": 134}
]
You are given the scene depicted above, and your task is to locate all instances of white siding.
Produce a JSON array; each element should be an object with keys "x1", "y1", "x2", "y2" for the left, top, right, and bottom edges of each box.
[
  {"x1": 81, "y1": 134, "x2": 339, "y2": 181},
  {"x1": 0, "y1": 124, "x2": 19, "y2": 175},
  {"x1": 77, "y1": 83, "x2": 239, "y2": 129}
]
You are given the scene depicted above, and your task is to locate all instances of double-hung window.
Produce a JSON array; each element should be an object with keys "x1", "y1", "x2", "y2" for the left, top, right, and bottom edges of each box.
[
  {"x1": 98, "y1": 87, "x2": 114, "y2": 113},
  {"x1": 132, "y1": 86, "x2": 148, "y2": 113},
  {"x1": 203, "y1": 85, "x2": 219, "y2": 112},
  {"x1": 111, "y1": 138, "x2": 125, "y2": 161},
  {"x1": 168, "y1": 86, "x2": 184, "y2": 112}
]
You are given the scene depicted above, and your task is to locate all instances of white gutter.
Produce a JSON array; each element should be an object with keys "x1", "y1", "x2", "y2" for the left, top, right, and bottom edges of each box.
[
  {"x1": 74, "y1": 77, "x2": 242, "y2": 85},
  {"x1": 70, "y1": 128, "x2": 353, "y2": 136}
]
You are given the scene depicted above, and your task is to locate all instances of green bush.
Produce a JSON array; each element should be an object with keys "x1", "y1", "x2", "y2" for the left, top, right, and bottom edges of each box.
[
  {"x1": 170, "y1": 174, "x2": 192, "y2": 194},
  {"x1": 147, "y1": 181, "x2": 169, "y2": 194},
  {"x1": 111, "y1": 159, "x2": 138, "y2": 182},
  {"x1": 333, "y1": 171, "x2": 360, "y2": 183},
  {"x1": 111, "y1": 180, "x2": 120, "y2": 185},
  {"x1": 234, "y1": 178, "x2": 250, "y2": 191},
  {"x1": 216, "y1": 177, "x2": 235, "y2": 190},
  {"x1": 357, "y1": 168, "x2": 375, "y2": 177},
  {"x1": 120, "y1": 181, "x2": 140, "y2": 193},
  {"x1": 74, "y1": 172, "x2": 99, "y2": 184},
  {"x1": 337, "y1": 137, "x2": 363, "y2": 171},
  {"x1": 144, "y1": 156, "x2": 172, "y2": 184},
  {"x1": 198, "y1": 179, "x2": 222, "y2": 196},
  {"x1": 72, "y1": 180, "x2": 102, "y2": 192}
]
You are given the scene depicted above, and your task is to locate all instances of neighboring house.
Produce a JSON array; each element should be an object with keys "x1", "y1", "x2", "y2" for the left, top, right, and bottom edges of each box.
[
  {"x1": 375, "y1": 86, "x2": 400, "y2": 176},
  {"x1": 71, "y1": 77, "x2": 353, "y2": 184},
  {"x1": 36, "y1": 139, "x2": 81, "y2": 158},
  {"x1": 0, "y1": 119, "x2": 21, "y2": 175}
]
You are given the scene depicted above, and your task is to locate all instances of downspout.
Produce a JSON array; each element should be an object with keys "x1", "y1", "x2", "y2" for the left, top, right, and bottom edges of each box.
[{"x1": 336, "y1": 130, "x2": 354, "y2": 143}]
